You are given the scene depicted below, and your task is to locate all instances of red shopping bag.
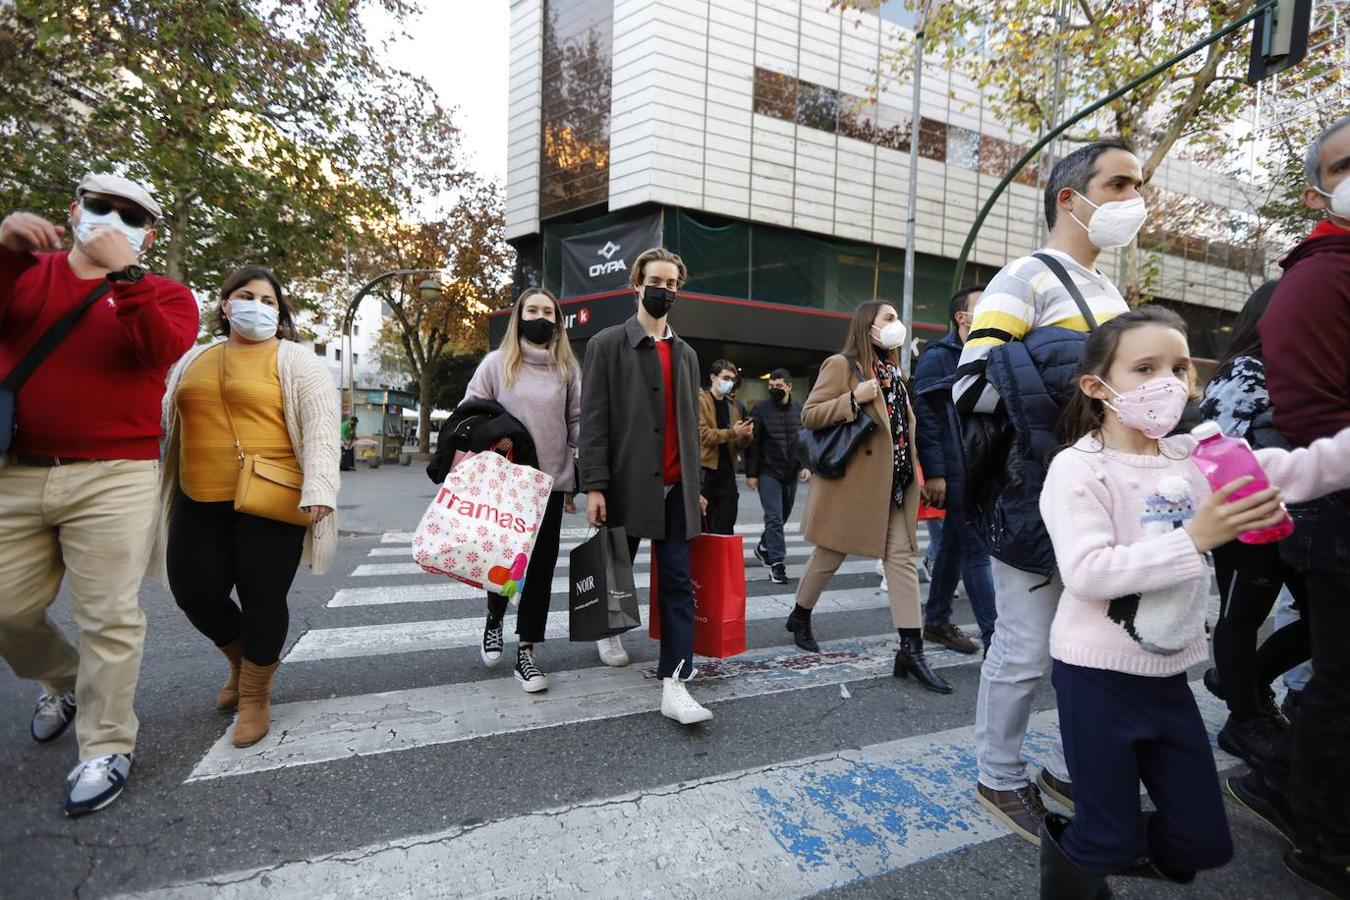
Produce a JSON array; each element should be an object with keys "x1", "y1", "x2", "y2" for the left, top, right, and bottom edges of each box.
[
  {"x1": 649, "y1": 533, "x2": 747, "y2": 658},
  {"x1": 915, "y1": 460, "x2": 946, "y2": 521}
]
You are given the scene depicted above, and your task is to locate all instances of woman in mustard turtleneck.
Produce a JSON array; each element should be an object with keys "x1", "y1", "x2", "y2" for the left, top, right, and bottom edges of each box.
[{"x1": 154, "y1": 266, "x2": 339, "y2": 748}]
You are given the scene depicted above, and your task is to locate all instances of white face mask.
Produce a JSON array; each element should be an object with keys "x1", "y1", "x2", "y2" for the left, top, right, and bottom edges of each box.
[
  {"x1": 227, "y1": 299, "x2": 280, "y2": 341},
  {"x1": 1314, "y1": 179, "x2": 1350, "y2": 219},
  {"x1": 1069, "y1": 191, "x2": 1147, "y2": 249},
  {"x1": 871, "y1": 320, "x2": 907, "y2": 350},
  {"x1": 74, "y1": 208, "x2": 147, "y2": 256}
]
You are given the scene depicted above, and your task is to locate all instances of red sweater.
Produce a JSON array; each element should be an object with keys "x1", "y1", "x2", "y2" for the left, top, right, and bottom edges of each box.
[
  {"x1": 655, "y1": 337, "x2": 682, "y2": 485},
  {"x1": 0, "y1": 249, "x2": 199, "y2": 459},
  {"x1": 1261, "y1": 224, "x2": 1350, "y2": 452}
]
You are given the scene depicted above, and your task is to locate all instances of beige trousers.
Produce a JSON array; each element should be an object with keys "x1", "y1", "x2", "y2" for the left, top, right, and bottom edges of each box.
[
  {"x1": 0, "y1": 459, "x2": 158, "y2": 758},
  {"x1": 795, "y1": 502, "x2": 921, "y2": 629}
]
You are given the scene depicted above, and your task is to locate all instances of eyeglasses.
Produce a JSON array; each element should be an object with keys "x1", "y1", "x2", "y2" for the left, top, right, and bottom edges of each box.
[{"x1": 81, "y1": 196, "x2": 154, "y2": 229}]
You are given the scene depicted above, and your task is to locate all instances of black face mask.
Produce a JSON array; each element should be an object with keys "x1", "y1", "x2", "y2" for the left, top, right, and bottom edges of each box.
[
  {"x1": 769, "y1": 388, "x2": 787, "y2": 404},
  {"x1": 640, "y1": 286, "x2": 676, "y2": 319},
  {"x1": 519, "y1": 317, "x2": 556, "y2": 346}
]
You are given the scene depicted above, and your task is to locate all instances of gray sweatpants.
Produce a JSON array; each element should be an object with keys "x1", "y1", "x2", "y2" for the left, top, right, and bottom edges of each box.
[{"x1": 974, "y1": 560, "x2": 1071, "y2": 790}]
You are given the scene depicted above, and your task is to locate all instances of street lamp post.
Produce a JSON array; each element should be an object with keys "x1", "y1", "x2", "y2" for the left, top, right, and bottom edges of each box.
[{"x1": 340, "y1": 268, "x2": 440, "y2": 420}]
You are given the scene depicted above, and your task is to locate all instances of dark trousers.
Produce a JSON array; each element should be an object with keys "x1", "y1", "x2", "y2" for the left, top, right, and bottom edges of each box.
[
  {"x1": 702, "y1": 468, "x2": 737, "y2": 535},
  {"x1": 1211, "y1": 539, "x2": 1309, "y2": 718},
  {"x1": 755, "y1": 473, "x2": 798, "y2": 564},
  {"x1": 923, "y1": 510, "x2": 997, "y2": 646},
  {"x1": 627, "y1": 488, "x2": 694, "y2": 679},
  {"x1": 1272, "y1": 497, "x2": 1350, "y2": 856},
  {"x1": 166, "y1": 491, "x2": 307, "y2": 666},
  {"x1": 1053, "y1": 661, "x2": 1233, "y2": 875},
  {"x1": 486, "y1": 491, "x2": 565, "y2": 643}
]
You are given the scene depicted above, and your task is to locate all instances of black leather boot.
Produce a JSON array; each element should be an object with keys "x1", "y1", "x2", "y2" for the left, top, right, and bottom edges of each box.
[
  {"x1": 785, "y1": 606, "x2": 820, "y2": 653},
  {"x1": 894, "y1": 633, "x2": 953, "y2": 694},
  {"x1": 1040, "y1": 814, "x2": 1114, "y2": 899}
]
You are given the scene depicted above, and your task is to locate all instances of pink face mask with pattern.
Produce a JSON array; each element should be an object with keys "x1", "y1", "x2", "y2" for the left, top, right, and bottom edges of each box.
[{"x1": 1095, "y1": 375, "x2": 1189, "y2": 440}]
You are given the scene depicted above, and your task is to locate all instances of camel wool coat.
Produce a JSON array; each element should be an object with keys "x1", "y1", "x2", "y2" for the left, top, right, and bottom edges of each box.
[{"x1": 800, "y1": 353, "x2": 920, "y2": 558}]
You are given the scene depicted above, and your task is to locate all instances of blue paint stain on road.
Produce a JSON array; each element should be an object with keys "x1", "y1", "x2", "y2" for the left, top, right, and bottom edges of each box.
[{"x1": 749, "y1": 743, "x2": 990, "y2": 876}]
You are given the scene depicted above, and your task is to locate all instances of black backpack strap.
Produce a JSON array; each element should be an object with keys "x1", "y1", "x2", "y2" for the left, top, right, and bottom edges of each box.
[
  {"x1": 1, "y1": 280, "x2": 114, "y2": 390},
  {"x1": 1032, "y1": 252, "x2": 1098, "y2": 332}
]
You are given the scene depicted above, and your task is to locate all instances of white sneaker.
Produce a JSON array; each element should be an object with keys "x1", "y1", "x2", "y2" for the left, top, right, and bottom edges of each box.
[
  {"x1": 661, "y1": 662, "x2": 712, "y2": 725},
  {"x1": 65, "y1": 753, "x2": 133, "y2": 817},
  {"x1": 31, "y1": 690, "x2": 77, "y2": 743},
  {"x1": 481, "y1": 619, "x2": 505, "y2": 668},
  {"x1": 596, "y1": 635, "x2": 629, "y2": 667}
]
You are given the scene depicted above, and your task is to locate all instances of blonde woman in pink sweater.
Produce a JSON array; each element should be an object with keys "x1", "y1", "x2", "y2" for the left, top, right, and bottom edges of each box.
[
  {"x1": 460, "y1": 288, "x2": 581, "y2": 693},
  {"x1": 1036, "y1": 307, "x2": 1350, "y2": 898}
]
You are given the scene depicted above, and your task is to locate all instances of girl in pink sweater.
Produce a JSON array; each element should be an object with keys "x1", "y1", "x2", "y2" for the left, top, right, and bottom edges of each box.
[{"x1": 1036, "y1": 307, "x2": 1350, "y2": 898}]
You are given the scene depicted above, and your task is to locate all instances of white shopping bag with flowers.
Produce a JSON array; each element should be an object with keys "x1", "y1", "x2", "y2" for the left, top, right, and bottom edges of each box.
[{"x1": 412, "y1": 451, "x2": 554, "y2": 597}]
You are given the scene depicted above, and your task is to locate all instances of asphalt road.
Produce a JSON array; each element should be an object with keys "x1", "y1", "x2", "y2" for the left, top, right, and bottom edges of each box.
[{"x1": 0, "y1": 466, "x2": 1316, "y2": 898}]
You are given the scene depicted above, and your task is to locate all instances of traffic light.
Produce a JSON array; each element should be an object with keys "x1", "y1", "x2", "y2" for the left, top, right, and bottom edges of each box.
[{"x1": 1247, "y1": 0, "x2": 1313, "y2": 84}]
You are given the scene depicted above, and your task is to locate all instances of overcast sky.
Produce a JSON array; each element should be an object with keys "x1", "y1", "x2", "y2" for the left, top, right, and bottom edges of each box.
[{"x1": 371, "y1": 3, "x2": 511, "y2": 188}]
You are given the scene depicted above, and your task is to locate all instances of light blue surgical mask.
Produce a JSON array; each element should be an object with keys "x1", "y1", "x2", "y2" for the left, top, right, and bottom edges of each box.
[
  {"x1": 74, "y1": 208, "x2": 147, "y2": 256},
  {"x1": 227, "y1": 299, "x2": 280, "y2": 341},
  {"x1": 715, "y1": 380, "x2": 735, "y2": 396}
]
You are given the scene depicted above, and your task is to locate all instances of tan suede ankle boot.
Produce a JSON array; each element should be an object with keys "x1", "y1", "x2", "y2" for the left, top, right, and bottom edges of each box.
[{"x1": 233, "y1": 660, "x2": 278, "y2": 748}]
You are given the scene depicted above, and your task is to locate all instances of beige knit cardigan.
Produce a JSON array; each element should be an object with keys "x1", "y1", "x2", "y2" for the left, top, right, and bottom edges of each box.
[{"x1": 147, "y1": 338, "x2": 342, "y2": 580}]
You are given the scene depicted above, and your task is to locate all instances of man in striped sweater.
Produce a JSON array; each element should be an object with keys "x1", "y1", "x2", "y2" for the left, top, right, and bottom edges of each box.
[{"x1": 955, "y1": 139, "x2": 1140, "y2": 844}]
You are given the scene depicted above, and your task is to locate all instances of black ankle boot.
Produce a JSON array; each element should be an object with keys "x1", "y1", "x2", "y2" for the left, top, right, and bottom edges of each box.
[
  {"x1": 786, "y1": 606, "x2": 820, "y2": 653},
  {"x1": 1040, "y1": 813, "x2": 1114, "y2": 899},
  {"x1": 894, "y1": 633, "x2": 953, "y2": 694}
]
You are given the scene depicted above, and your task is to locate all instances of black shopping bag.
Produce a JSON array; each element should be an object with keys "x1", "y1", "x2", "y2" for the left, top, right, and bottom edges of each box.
[{"x1": 569, "y1": 526, "x2": 641, "y2": 641}]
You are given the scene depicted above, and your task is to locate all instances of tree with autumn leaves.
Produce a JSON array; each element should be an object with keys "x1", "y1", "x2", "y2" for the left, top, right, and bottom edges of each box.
[
  {"x1": 846, "y1": 0, "x2": 1343, "y2": 298},
  {"x1": 337, "y1": 182, "x2": 512, "y2": 455},
  {"x1": 1, "y1": 0, "x2": 511, "y2": 422}
]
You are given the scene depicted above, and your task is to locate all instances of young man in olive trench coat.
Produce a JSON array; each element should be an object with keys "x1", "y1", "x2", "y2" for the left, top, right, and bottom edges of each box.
[{"x1": 579, "y1": 248, "x2": 712, "y2": 725}]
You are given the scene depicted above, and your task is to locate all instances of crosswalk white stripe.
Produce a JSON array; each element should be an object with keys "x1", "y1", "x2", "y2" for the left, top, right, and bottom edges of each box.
[
  {"x1": 296, "y1": 585, "x2": 925, "y2": 660},
  {"x1": 380, "y1": 521, "x2": 807, "y2": 543},
  {"x1": 363, "y1": 533, "x2": 825, "y2": 558},
  {"x1": 139, "y1": 680, "x2": 1236, "y2": 899},
  {"x1": 341, "y1": 556, "x2": 885, "y2": 595},
  {"x1": 188, "y1": 633, "x2": 980, "y2": 782}
]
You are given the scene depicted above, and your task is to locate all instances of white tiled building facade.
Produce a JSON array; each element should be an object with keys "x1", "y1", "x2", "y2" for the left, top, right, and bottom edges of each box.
[{"x1": 507, "y1": 0, "x2": 1271, "y2": 334}]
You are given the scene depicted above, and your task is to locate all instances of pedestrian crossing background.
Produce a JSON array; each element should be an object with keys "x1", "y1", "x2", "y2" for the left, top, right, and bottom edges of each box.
[{"x1": 112, "y1": 516, "x2": 1252, "y2": 899}]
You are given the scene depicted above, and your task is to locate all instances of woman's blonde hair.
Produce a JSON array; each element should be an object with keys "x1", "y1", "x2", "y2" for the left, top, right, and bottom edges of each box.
[{"x1": 501, "y1": 287, "x2": 579, "y2": 390}]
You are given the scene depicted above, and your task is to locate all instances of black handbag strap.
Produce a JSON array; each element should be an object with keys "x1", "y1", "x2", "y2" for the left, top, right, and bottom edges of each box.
[
  {"x1": 1, "y1": 280, "x2": 114, "y2": 390},
  {"x1": 1032, "y1": 252, "x2": 1097, "y2": 332}
]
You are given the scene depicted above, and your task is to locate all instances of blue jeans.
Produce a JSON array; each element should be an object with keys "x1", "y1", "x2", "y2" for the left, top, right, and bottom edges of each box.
[
  {"x1": 923, "y1": 512, "x2": 996, "y2": 645},
  {"x1": 755, "y1": 473, "x2": 798, "y2": 564},
  {"x1": 925, "y1": 519, "x2": 942, "y2": 567},
  {"x1": 627, "y1": 489, "x2": 694, "y2": 679}
]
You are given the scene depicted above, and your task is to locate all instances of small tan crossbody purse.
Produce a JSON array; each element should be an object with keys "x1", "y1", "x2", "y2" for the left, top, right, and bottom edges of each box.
[{"x1": 217, "y1": 346, "x2": 312, "y2": 528}]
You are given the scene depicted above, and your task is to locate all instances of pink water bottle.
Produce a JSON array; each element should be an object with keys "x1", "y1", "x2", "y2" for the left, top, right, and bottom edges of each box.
[{"x1": 1190, "y1": 421, "x2": 1294, "y2": 544}]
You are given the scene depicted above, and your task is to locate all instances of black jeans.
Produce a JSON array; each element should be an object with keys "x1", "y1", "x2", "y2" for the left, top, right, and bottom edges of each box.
[
  {"x1": 1210, "y1": 540, "x2": 1309, "y2": 718},
  {"x1": 166, "y1": 491, "x2": 307, "y2": 666},
  {"x1": 702, "y1": 467, "x2": 738, "y2": 535},
  {"x1": 487, "y1": 491, "x2": 565, "y2": 643},
  {"x1": 1270, "y1": 496, "x2": 1350, "y2": 856},
  {"x1": 627, "y1": 488, "x2": 694, "y2": 678}
]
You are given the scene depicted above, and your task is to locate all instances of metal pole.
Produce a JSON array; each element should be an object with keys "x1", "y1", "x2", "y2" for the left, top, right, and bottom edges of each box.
[
  {"x1": 949, "y1": 0, "x2": 1274, "y2": 295},
  {"x1": 900, "y1": 4, "x2": 928, "y2": 375}
]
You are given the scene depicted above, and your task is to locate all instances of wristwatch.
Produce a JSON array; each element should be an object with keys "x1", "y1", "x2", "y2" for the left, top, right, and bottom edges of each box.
[{"x1": 107, "y1": 264, "x2": 147, "y2": 284}]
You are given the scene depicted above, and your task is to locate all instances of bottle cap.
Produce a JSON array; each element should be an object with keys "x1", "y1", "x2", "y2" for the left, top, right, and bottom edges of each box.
[{"x1": 1191, "y1": 421, "x2": 1221, "y2": 440}]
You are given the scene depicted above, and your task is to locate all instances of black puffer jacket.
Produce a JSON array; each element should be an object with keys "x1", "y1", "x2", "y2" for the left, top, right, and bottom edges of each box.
[
  {"x1": 426, "y1": 399, "x2": 539, "y2": 484},
  {"x1": 746, "y1": 397, "x2": 807, "y2": 481}
]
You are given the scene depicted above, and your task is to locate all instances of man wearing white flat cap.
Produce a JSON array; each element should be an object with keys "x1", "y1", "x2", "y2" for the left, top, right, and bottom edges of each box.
[{"x1": 0, "y1": 172, "x2": 197, "y2": 816}]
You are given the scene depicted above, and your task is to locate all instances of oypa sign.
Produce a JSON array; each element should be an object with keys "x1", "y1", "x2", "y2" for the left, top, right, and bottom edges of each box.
[
  {"x1": 560, "y1": 214, "x2": 662, "y2": 297},
  {"x1": 590, "y1": 241, "x2": 626, "y2": 278}
]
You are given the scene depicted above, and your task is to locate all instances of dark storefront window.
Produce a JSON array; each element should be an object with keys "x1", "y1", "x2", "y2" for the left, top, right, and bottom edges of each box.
[{"x1": 540, "y1": 0, "x2": 613, "y2": 220}]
